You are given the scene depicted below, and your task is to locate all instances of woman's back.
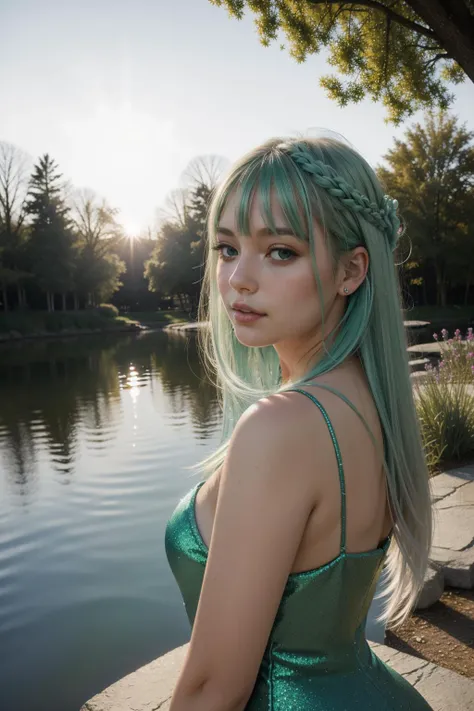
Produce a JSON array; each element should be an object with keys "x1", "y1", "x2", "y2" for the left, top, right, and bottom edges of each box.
[
  {"x1": 165, "y1": 382, "x2": 433, "y2": 709},
  {"x1": 193, "y1": 359, "x2": 392, "y2": 577}
]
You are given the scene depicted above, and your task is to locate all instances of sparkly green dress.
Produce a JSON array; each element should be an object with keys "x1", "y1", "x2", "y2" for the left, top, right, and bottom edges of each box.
[{"x1": 165, "y1": 389, "x2": 433, "y2": 710}]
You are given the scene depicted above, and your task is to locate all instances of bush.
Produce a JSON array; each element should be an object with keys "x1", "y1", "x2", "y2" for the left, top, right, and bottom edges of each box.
[
  {"x1": 95, "y1": 303, "x2": 119, "y2": 319},
  {"x1": 414, "y1": 327, "x2": 474, "y2": 471}
]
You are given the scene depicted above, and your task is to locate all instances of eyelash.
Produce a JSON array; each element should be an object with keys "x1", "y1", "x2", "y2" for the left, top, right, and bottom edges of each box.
[{"x1": 210, "y1": 243, "x2": 298, "y2": 264}]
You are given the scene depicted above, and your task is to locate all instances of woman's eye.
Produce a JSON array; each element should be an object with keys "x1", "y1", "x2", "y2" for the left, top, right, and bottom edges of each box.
[
  {"x1": 211, "y1": 244, "x2": 296, "y2": 263},
  {"x1": 211, "y1": 244, "x2": 238, "y2": 260},
  {"x1": 270, "y1": 247, "x2": 296, "y2": 262}
]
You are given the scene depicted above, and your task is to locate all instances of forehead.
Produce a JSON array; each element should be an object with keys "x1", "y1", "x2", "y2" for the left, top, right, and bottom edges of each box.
[{"x1": 218, "y1": 188, "x2": 291, "y2": 232}]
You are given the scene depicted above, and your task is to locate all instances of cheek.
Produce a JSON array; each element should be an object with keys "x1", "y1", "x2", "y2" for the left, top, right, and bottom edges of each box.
[
  {"x1": 284, "y1": 262, "x2": 319, "y2": 301},
  {"x1": 285, "y1": 260, "x2": 335, "y2": 318}
]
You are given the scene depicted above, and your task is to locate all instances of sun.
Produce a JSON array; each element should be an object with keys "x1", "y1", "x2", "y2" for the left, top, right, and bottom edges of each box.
[{"x1": 123, "y1": 220, "x2": 141, "y2": 239}]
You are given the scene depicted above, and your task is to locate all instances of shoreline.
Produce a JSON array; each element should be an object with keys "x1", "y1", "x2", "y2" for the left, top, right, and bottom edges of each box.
[
  {"x1": 0, "y1": 321, "x2": 204, "y2": 345},
  {"x1": 0, "y1": 321, "x2": 151, "y2": 345}
]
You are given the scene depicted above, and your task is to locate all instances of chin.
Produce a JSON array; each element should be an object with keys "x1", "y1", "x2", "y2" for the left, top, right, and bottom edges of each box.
[{"x1": 232, "y1": 328, "x2": 275, "y2": 349}]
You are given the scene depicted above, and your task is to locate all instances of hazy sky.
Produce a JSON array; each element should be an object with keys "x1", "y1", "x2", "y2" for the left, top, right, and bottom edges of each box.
[{"x1": 2, "y1": 0, "x2": 474, "y2": 234}]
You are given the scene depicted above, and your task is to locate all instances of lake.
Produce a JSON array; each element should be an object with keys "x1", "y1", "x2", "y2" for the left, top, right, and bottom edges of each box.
[{"x1": 0, "y1": 329, "x2": 222, "y2": 711}]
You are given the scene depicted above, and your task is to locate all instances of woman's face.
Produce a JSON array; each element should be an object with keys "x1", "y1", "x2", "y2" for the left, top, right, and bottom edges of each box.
[{"x1": 215, "y1": 189, "x2": 343, "y2": 352}]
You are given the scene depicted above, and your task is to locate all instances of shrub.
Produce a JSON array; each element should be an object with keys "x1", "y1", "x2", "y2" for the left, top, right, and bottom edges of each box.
[
  {"x1": 414, "y1": 328, "x2": 474, "y2": 471},
  {"x1": 95, "y1": 303, "x2": 119, "y2": 319}
]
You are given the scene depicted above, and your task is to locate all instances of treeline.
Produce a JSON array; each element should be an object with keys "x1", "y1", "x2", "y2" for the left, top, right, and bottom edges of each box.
[
  {"x1": 1, "y1": 111, "x2": 473, "y2": 316},
  {"x1": 0, "y1": 143, "x2": 227, "y2": 315},
  {"x1": 0, "y1": 149, "x2": 127, "y2": 312}
]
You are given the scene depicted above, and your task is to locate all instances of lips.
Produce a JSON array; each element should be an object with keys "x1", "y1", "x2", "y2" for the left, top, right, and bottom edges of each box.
[{"x1": 231, "y1": 303, "x2": 266, "y2": 315}]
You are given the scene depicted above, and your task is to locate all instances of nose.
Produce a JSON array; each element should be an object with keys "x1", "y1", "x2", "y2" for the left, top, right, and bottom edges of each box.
[{"x1": 228, "y1": 252, "x2": 259, "y2": 294}]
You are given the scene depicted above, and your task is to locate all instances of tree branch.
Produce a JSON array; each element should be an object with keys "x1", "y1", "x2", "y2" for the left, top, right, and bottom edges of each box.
[
  {"x1": 305, "y1": 1, "x2": 439, "y2": 41},
  {"x1": 423, "y1": 52, "x2": 451, "y2": 69}
]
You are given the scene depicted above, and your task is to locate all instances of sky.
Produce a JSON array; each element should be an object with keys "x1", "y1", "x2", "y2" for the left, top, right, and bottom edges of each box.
[{"x1": 1, "y1": 0, "x2": 474, "y2": 235}]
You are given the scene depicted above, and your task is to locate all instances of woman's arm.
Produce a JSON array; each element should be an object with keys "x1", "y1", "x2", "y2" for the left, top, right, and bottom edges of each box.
[{"x1": 168, "y1": 392, "x2": 334, "y2": 710}]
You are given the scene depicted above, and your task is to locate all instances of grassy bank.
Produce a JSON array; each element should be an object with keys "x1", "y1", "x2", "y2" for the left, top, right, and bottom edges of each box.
[
  {"x1": 127, "y1": 310, "x2": 192, "y2": 326},
  {"x1": 0, "y1": 309, "x2": 141, "y2": 340}
]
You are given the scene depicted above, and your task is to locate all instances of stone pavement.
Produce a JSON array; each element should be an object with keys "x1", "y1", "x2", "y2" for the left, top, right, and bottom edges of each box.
[{"x1": 418, "y1": 465, "x2": 474, "y2": 609}]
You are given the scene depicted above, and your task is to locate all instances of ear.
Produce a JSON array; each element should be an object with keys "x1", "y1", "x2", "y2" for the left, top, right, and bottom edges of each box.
[{"x1": 337, "y1": 246, "x2": 369, "y2": 297}]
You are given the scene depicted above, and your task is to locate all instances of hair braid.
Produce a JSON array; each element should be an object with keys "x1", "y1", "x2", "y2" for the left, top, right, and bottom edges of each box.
[{"x1": 287, "y1": 144, "x2": 400, "y2": 250}]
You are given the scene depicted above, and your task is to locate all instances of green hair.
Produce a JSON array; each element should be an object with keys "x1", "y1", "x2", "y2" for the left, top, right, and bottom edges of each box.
[{"x1": 190, "y1": 136, "x2": 433, "y2": 630}]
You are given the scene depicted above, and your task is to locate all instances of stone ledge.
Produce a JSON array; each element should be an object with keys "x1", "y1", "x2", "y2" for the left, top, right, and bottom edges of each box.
[
  {"x1": 372, "y1": 643, "x2": 474, "y2": 711},
  {"x1": 414, "y1": 467, "x2": 474, "y2": 607},
  {"x1": 416, "y1": 564, "x2": 445, "y2": 609},
  {"x1": 80, "y1": 642, "x2": 474, "y2": 711}
]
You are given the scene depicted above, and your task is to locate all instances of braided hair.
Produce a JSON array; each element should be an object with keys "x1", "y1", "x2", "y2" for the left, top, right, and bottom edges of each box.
[{"x1": 280, "y1": 142, "x2": 401, "y2": 251}]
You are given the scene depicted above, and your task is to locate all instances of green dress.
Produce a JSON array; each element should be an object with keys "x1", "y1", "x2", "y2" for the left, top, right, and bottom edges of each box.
[{"x1": 165, "y1": 389, "x2": 433, "y2": 710}]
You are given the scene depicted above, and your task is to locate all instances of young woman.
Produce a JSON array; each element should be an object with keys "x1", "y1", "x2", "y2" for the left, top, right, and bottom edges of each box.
[{"x1": 165, "y1": 135, "x2": 434, "y2": 710}]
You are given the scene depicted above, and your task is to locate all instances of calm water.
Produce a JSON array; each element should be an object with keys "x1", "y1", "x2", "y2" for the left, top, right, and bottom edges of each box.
[{"x1": 0, "y1": 330, "x2": 222, "y2": 711}]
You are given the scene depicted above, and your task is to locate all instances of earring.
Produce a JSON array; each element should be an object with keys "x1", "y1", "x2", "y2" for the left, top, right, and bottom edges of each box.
[{"x1": 343, "y1": 287, "x2": 349, "y2": 294}]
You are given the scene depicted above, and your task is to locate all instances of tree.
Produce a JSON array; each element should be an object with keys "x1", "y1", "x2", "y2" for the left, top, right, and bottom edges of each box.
[
  {"x1": 378, "y1": 111, "x2": 474, "y2": 306},
  {"x1": 145, "y1": 216, "x2": 203, "y2": 314},
  {"x1": 210, "y1": 1, "x2": 474, "y2": 123},
  {"x1": 444, "y1": 189, "x2": 474, "y2": 304},
  {"x1": 24, "y1": 154, "x2": 77, "y2": 311},
  {"x1": 156, "y1": 188, "x2": 191, "y2": 229},
  {"x1": 0, "y1": 142, "x2": 30, "y2": 238},
  {"x1": 145, "y1": 154, "x2": 227, "y2": 314},
  {"x1": 180, "y1": 154, "x2": 229, "y2": 192},
  {"x1": 0, "y1": 142, "x2": 32, "y2": 310},
  {"x1": 70, "y1": 189, "x2": 126, "y2": 307},
  {"x1": 180, "y1": 154, "x2": 229, "y2": 232},
  {"x1": 113, "y1": 234, "x2": 160, "y2": 311}
]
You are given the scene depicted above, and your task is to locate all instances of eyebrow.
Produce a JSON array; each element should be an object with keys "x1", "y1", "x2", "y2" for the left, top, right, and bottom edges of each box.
[{"x1": 216, "y1": 226, "x2": 298, "y2": 238}]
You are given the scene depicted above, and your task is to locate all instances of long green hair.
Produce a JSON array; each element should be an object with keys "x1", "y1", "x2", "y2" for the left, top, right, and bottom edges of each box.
[{"x1": 190, "y1": 136, "x2": 433, "y2": 630}]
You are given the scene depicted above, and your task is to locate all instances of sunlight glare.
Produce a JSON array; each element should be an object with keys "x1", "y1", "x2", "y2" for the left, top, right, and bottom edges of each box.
[{"x1": 123, "y1": 220, "x2": 141, "y2": 239}]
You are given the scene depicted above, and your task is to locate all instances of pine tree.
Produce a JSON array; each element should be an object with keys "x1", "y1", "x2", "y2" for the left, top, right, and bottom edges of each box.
[{"x1": 24, "y1": 154, "x2": 77, "y2": 311}]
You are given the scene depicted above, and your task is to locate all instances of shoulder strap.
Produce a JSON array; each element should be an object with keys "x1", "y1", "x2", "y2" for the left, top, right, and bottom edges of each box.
[{"x1": 287, "y1": 388, "x2": 346, "y2": 555}]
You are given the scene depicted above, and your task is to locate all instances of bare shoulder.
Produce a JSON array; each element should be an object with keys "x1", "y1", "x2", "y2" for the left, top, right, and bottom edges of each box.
[{"x1": 228, "y1": 387, "x2": 345, "y2": 504}]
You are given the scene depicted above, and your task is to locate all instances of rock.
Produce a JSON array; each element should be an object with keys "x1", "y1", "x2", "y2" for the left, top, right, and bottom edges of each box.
[
  {"x1": 443, "y1": 548, "x2": 474, "y2": 589},
  {"x1": 416, "y1": 564, "x2": 444, "y2": 609}
]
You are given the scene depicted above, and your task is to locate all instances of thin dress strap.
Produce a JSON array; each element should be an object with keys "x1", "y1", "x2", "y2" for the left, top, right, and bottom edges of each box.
[{"x1": 287, "y1": 389, "x2": 347, "y2": 555}]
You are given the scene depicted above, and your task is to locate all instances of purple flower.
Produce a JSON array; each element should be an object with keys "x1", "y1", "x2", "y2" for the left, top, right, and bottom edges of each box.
[
  {"x1": 433, "y1": 333, "x2": 438, "y2": 341},
  {"x1": 468, "y1": 352, "x2": 474, "y2": 359},
  {"x1": 441, "y1": 328, "x2": 448, "y2": 339},
  {"x1": 455, "y1": 329, "x2": 461, "y2": 337},
  {"x1": 471, "y1": 364, "x2": 474, "y2": 375}
]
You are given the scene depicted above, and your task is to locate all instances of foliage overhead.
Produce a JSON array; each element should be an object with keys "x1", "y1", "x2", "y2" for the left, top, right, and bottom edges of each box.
[{"x1": 209, "y1": 1, "x2": 474, "y2": 123}]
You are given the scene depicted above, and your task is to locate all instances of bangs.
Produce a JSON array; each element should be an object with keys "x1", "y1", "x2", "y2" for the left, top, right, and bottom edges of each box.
[{"x1": 212, "y1": 150, "x2": 316, "y2": 244}]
